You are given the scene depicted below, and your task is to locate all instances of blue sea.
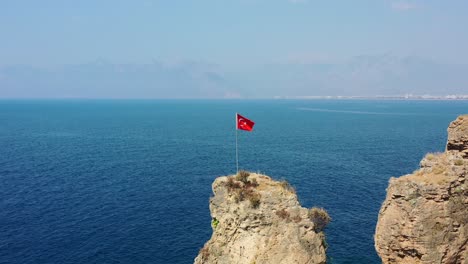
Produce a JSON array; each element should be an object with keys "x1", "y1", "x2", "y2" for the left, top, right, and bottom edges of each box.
[{"x1": 1, "y1": 99, "x2": 467, "y2": 264}]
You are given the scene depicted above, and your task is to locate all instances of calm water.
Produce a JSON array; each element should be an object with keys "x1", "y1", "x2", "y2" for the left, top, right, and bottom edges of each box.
[{"x1": 1, "y1": 99, "x2": 467, "y2": 264}]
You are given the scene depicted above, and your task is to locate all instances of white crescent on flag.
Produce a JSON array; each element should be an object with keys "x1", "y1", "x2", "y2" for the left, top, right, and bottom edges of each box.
[{"x1": 236, "y1": 113, "x2": 254, "y2": 131}]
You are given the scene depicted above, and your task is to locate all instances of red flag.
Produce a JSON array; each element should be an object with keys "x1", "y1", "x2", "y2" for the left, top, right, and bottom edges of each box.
[{"x1": 237, "y1": 113, "x2": 255, "y2": 131}]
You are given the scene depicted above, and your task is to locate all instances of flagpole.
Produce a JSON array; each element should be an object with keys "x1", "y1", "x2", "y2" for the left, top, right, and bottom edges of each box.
[{"x1": 235, "y1": 112, "x2": 239, "y2": 174}]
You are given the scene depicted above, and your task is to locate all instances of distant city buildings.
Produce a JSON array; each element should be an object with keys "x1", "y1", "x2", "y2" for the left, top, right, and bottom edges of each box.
[{"x1": 274, "y1": 94, "x2": 468, "y2": 100}]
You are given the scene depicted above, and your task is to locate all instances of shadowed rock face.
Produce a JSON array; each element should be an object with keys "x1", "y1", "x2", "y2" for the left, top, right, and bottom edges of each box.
[
  {"x1": 194, "y1": 173, "x2": 327, "y2": 264},
  {"x1": 447, "y1": 115, "x2": 468, "y2": 158},
  {"x1": 375, "y1": 115, "x2": 468, "y2": 264}
]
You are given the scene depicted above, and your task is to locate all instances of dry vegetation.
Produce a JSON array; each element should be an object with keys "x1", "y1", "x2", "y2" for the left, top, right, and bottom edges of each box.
[
  {"x1": 276, "y1": 208, "x2": 290, "y2": 221},
  {"x1": 225, "y1": 171, "x2": 262, "y2": 208},
  {"x1": 236, "y1": 170, "x2": 250, "y2": 184},
  {"x1": 291, "y1": 214, "x2": 302, "y2": 223},
  {"x1": 408, "y1": 152, "x2": 466, "y2": 184},
  {"x1": 425, "y1": 152, "x2": 443, "y2": 161},
  {"x1": 275, "y1": 208, "x2": 303, "y2": 223},
  {"x1": 226, "y1": 177, "x2": 241, "y2": 191},
  {"x1": 199, "y1": 245, "x2": 210, "y2": 261},
  {"x1": 308, "y1": 207, "x2": 331, "y2": 232},
  {"x1": 248, "y1": 192, "x2": 261, "y2": 208},
  {"x1": 279, "y1": 180, "x2": 296, "y2": 194}
]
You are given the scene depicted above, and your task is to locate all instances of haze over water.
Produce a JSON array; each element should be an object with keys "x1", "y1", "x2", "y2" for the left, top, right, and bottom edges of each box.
[
  {"x1": 2, "y1": 1, "x2": 468, "y2": 98},
  {"x1": 1, "y1": 99, "x2": 466, "y2": 263}
]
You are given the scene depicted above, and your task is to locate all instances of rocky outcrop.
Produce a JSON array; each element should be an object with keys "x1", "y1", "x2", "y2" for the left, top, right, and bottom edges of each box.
[
  {"x1": 375, "y1": 115, "x2": 468, "y2": 264},
  {"x1": 447, "y1": 116, "x2": 468, "y2": 158},
  {"x1": 194, "y1": 172, "x2": 328, "y2": 264}
]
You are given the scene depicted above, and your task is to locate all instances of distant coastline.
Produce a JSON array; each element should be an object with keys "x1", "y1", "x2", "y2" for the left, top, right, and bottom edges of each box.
[
  {"x1": 273, "y1": 95, "x2": 468, "y2": 100},
  {"x1": 1, "y1": 95, "x2": 468, "y2": 100}
]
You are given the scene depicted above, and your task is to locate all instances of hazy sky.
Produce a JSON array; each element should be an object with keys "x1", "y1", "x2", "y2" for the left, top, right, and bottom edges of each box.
[
  {"x1": 1, "y1": 0, "x2": 467, "y2": 66},
  {"x1": 1, "y1": 1, "x2": 468, "y2": 98}
]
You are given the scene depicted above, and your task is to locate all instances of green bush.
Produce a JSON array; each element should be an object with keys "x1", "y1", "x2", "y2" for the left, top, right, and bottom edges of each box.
[
  {"x1": 454, "y1": 159, "x2": 464, "y2": 166},
  {"x1": 308, "y1": 207, "x2": 331, "y2": 232},
  {"x1": 211, "y1": 217, "x2": 219, "y2": 229}
]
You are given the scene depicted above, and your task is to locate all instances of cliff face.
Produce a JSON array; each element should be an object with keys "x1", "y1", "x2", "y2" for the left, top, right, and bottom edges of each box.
[
  {"x1": 194, "y1": 172, "x2": 327, "y2": 264},
  {"x1": 375, "y1": 115, "x2": 468, "y2": 264}
]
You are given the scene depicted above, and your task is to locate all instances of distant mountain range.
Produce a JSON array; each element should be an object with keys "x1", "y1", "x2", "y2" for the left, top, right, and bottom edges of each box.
[{"x1": 1, "y1": 55, "x2": 467, "y2": 98}]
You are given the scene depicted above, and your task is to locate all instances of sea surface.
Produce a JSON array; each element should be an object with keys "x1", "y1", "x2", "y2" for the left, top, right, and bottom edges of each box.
[{"x1": 1, "y1": 99, "x2": 467, "y2": 264}]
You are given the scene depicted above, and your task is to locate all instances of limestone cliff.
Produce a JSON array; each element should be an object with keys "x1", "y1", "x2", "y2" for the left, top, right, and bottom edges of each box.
[
  {"x1": 375, "y1": 115, "x2": 468, "y2": 264},
  {"x1": 194, "y1": 172, "x2": 328, "y2": 264}
]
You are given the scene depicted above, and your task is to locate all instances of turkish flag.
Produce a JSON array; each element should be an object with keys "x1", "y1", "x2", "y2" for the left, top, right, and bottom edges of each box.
[{"x1": 237, "y1": 113, "x2": 255, "y2": 131}]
